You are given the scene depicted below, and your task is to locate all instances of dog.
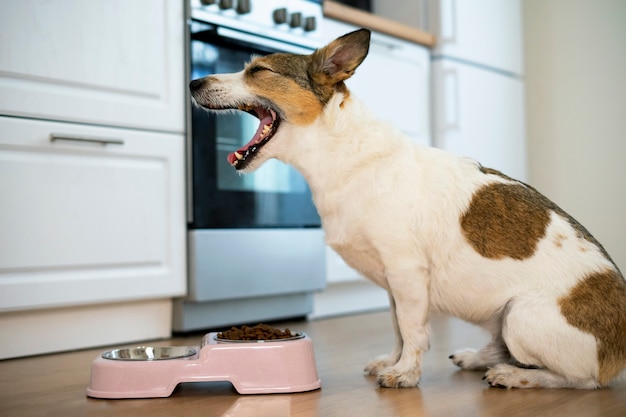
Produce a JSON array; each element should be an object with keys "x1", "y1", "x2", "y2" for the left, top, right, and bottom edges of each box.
[{"x1": 189, "y1": 29, "x2": 626, "y2": 389}]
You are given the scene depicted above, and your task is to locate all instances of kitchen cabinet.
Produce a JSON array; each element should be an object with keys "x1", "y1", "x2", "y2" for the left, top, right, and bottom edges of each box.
[
  {"x1": 374, "y1": 0, "x2": 526, "y2": 180},
  {"x1": 0, "y1": 0, "x2": 185, "y2": 133},
  {"x1": 428, "y1": 0, "x2": 527, "y2": 181},
  {"x1": 0, "y1": 116, "x2": 186, "y2": 311},
  {"x1": 432, "y1": 60, "x2": 526, "y2": 180},
  {"x1": 0, "y1": 0, "x2": 186, "y2": 358},
  {"x1": 428, "y1": 0, "x2": 523, "y2": 75}
]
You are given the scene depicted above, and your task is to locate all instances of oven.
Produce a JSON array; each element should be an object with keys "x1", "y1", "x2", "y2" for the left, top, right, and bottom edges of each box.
[{"x1": 174, "y1": 0, "x2": 326, "y2": 331}]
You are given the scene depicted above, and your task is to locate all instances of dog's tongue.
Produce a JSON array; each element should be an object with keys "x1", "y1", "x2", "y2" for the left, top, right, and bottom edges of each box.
[{"x1": 227, "y1": 110, "x2": 275, "y2": 165}]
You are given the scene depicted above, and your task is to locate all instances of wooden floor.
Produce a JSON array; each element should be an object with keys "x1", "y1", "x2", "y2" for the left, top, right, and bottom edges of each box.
[{"x1": 2, "y1": 310, "x2": 626, "y2": 417}]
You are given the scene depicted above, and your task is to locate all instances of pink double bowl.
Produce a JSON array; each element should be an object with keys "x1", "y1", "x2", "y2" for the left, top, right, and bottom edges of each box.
[{"x1": 86, "y1": 332, "x2": 320, "y2": 398}]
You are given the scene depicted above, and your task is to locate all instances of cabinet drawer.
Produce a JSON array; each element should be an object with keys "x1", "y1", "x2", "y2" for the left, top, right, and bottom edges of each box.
[
  {"x1": 0, "y1": 116, "x2": 186, "y2": 311},
  {"x1": 0, "y1": 0, "x2": 184, "y2": 132},
  {"x1": 431, "y1": 60, "x2": 526, "y2": 181}
]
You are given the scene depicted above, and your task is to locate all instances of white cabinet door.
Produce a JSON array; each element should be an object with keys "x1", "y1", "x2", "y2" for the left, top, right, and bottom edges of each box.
[
  {"x1": 429, "y1": 0, "x2": 523, "y2": 75},
  {"x1": 0, "y1": 116, "x2": 186, "y2": 311},
  {"x1": 432, "y1": 59, "x2": 527, "y2": 181},
  {"x1": 0, "y1": 0, "x2": 184, "y2": 133}
]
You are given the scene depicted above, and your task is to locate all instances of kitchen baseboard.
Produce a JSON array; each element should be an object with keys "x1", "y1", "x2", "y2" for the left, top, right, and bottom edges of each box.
[
  {"x1": 0, "y1": 299, "x2": 172, "y2": 359},
  {"x1": 311, "y1": 279, "x2": 389, "y2": 319},
  {"x1": 172, "y1": 292, "x2": 314, "y2": 332}
]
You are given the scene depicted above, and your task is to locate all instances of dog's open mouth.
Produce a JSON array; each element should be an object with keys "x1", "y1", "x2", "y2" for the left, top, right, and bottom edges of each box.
[{"x1": 224, "y1": 104, "x2": 281, "y2": 170}]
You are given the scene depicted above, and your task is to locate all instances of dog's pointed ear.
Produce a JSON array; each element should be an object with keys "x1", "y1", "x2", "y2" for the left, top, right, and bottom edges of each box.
[{"x1": 311, "y1": 29, "x2": 371, "y2": 83}]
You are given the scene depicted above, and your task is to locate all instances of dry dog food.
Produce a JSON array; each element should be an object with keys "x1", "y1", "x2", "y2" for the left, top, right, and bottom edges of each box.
[{"x1": 217, "y1": 324, "x2": 295, "y2": 341}]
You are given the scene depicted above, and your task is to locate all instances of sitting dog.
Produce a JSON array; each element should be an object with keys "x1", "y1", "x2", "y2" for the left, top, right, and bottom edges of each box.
[{"x1": 189, "y1": 29, "x2": 626, "y2": 389}]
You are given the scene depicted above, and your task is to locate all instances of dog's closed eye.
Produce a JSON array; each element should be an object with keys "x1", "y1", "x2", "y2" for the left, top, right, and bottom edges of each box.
[{"x1": 248, "y1": 65, "x2": 273, "y2": 76}]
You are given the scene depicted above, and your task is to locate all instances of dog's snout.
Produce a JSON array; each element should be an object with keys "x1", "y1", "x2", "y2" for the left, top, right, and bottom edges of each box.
[{"x1": 189, "y1": 78, "x2": 204, "y2": 92}]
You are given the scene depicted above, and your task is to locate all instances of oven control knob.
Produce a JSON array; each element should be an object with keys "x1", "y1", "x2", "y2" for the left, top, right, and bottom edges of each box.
[
  {"x1": 200, "y1": 0, "x2": 216, "y2": 5},
  {"x1": 218, "y1": 0, "x2": 233, "y2": 10},
  {"x1": 273, "y1": 8, "x2": 288, "y2": 24},
  {"x1": 304, "y1": 16, "x2": 317, "y2": 32},
  {"x1": 236, "y1": 0, "x2": 251, "y2": 14},
  {"x1": 290, "y1": 12, "x2": 302, "y2": 28}
]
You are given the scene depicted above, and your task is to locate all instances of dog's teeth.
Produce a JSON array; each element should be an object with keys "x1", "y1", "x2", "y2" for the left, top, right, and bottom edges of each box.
[
  {"x1": 258, "y1": 124, "x2": 273, "y2": 141},
  {"x1": 234, "y1": 151, "x2": 243, "y2": 160},
  {"x1": 255, "y1": 124, "x2": 273, "y2": 143}
]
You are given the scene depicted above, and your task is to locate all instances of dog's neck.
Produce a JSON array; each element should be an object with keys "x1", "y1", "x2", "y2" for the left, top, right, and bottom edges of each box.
[{"x1": 274, "y1": 92, "x2": 411, "y2": 210}]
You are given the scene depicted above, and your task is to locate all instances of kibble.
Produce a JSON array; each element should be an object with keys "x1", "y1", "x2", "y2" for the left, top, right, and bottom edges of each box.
[{"x1": 217, "y1": 323, "x2": 295, "y2": 341}]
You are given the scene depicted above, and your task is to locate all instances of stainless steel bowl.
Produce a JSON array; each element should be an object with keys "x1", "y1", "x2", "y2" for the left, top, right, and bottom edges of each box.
[{"x1": 101, "y1": 346, "x2": 197, "y2": 361}]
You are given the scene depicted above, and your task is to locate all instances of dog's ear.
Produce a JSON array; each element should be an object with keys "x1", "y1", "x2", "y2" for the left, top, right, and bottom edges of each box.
[{"x1": 311, "y1": 29, "x2": 371, "y2": 84}]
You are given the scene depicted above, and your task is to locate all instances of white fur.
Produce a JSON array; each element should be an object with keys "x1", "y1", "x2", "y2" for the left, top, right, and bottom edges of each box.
[
  {"x1": 196, "y1": 65, "x2": 624, "y2": 389},
  {"x1": 276, "y1": 92, "x2": 618, "y2": 388}
]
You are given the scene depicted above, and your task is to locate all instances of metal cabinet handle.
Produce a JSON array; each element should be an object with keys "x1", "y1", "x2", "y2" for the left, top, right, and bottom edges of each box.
[
  {"x1": 438, "y1": 68, "x2": 459, "y2": 132},
  {"x1": 440, "y1": 0, "x2": 457, "y2": 44},
  {"x1": 50, "y1": 133, "x2": 124, "y2": 146}
]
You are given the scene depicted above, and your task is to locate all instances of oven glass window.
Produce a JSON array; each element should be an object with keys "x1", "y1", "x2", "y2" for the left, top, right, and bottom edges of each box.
[
  {"x1": 190, "y1": 35, "x2": 320, "y2": 229},
  {"x1": 192, "y1": 41, "x2": 308, "y2": 195}
]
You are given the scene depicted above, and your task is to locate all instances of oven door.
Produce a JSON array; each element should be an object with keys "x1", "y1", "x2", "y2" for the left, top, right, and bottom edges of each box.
[{"x1": 189, "y1": 23, "x2": 321, "y2": 229}]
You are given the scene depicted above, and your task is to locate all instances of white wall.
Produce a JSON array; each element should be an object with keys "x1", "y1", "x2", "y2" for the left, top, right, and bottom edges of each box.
[{"x1": 524, "y1": 0, "x2": 626, "y2": 272}]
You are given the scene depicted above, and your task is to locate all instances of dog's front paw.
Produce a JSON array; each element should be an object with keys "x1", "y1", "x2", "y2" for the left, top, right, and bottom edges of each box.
[
  {"x1": 364, "y1": 354, "x2": 398, "y2": 376},
  {"x1": 449, "y1": 348, "x2": 485, "y2": 371},
  {"x1": 376, "y1": 365, "x2": 421, "y2": 388}
]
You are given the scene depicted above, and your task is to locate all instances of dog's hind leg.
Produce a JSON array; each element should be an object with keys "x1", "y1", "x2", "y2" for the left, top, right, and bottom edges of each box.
[
  {"x1": 450, "y1": 312, "x2": 512, "y2": 371},
  {"x1": 484, "y1": 363, "x2": 599, "y2": 389},
  {"x1": 485, "y1": 295, "x2": 602, "y2": 389},
  {"x1": 364, "y1": 293, "x2": 403, "y2": 375},
  {"x1": 449, "y1": 335, "x2": 511, "y2": 371}
]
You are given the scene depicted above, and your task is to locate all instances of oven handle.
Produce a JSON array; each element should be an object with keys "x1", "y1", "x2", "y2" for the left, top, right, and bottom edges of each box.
[{"x1": 216, "y1": 26, "x2": 316, "y2": 55}]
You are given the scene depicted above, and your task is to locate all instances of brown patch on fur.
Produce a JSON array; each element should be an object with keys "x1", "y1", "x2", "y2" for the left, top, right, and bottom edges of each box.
[
  {"x1": 553, "y1": 233, "x2": 567, "y2": 248},
  {"x1": 559, "y1": 269, "x2": 626, "y2": 385},
  {"x1": 339, "y1": 86, "x2": 351, "y2": 108},
  {"x1": 476, "y1": 165, "x2": 621, "y2": 271},
  {"x1": 520, "y1": 379, "x2": 529, "y2": 386},
  {"x1": 479, "y1": 166, "x2": 516, "y2": 181},
  {"x1": 241, "y1": 29, "x2": 370, "y2": 125},
  {"x1": 245, "y1": 54, "x2": 323, "y2": 125},
  {"x1": 461, "y1": 183, "x2": 551, "y2": 260}
]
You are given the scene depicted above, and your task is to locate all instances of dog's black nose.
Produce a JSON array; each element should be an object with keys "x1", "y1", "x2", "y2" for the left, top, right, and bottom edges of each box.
[{"x1": 189, "y1": 78, "x2": 204, "y2": 91}]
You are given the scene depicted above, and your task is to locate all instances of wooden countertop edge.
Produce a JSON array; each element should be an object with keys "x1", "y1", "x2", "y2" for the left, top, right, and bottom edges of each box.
[{"x1": 324, "y1": 1, "x2": 436, "y2": 48}]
